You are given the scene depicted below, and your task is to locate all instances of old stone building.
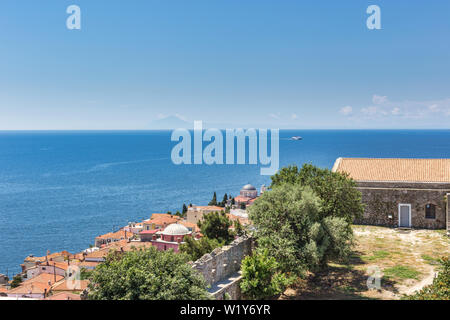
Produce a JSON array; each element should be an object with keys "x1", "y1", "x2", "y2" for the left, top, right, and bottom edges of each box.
[{"x1": 332, "y1": 158, "x2": 450, "y2": 231}]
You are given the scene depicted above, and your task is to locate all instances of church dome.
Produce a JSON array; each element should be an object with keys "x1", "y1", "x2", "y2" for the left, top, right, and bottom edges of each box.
[
  {"x1": 162, "y1": 223, "x2": 190, "y2": 236},
  {"x1": 242, "y1": 184, "x2": 256, "y2": 191}
]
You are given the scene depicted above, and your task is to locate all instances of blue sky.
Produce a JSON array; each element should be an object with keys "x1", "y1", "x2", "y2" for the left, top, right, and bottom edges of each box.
[{"x1": 0, "y1": 0, "x2": 449, "y2": 129}]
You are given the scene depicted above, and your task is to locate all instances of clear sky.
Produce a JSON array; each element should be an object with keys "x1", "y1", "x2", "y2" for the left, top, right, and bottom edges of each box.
[{"x1": 0, "y1": 0, "x2": 449, "y2": 129}]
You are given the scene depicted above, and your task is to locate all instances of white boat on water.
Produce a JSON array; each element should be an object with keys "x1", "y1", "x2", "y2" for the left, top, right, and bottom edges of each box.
[{"x1": 291, "y1": 136, "x2": 303, "y2": 140}]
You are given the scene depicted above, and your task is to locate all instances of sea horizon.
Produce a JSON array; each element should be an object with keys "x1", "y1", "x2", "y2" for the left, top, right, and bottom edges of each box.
[{"x1": 1, "y1": 129, "x2": 450, "y2": 276}]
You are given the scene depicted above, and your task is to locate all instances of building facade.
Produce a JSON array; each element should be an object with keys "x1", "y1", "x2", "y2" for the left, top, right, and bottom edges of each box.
[
  {"x1": 234, "y1": 184, "x2": 260, "y2": 207},
  {"x1": 332, "y1": 158, "x2": 450, "y2": 231},
  {"x1": 150, "y1": 223, "x2": 192, "y2": 252},
  {"x1": 186, "y1": 206, "x2": 225, "y2": 224}
]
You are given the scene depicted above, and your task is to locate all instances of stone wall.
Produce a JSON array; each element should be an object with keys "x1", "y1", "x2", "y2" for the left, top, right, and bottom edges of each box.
[
  {"x1": 447, "y1": 193, "x2": 450, "y2": 234},
  {"x1": 356, "y1": 181, "x2": 449, "y2": 229},
  {"x1": 191, "y1": 236, "x2": 253, "y2": 299}
]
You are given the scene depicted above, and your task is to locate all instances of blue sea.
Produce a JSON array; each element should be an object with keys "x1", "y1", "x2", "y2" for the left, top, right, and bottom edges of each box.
[{"x1": 1, "y1": 130, "x2": 450, "y2": 276}]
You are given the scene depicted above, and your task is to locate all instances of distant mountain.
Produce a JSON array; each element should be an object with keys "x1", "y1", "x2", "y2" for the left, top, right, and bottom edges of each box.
[{"x1": 149, "y1": 115, "x2": 191, "y2": 130}]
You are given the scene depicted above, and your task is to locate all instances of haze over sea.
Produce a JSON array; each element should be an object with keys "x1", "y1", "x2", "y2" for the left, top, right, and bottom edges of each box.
[{"x1": 1, "y1": 130, "x2": 450, "y2": 276}]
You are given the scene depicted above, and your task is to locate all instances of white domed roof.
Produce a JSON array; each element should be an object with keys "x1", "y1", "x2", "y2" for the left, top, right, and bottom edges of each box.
[
  {"x1": 162, "y1": 223, "x2": 190, "y2": 236},
  {"x1": 242, "y1": 184, "x2": 256, "y2": 191}
]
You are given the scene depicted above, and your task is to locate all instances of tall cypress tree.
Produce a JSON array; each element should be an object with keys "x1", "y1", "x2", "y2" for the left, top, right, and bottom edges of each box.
[
  {"x1": 208, "y1": 192, "x2": 217, "y2": 206},
  {"x1": 220, "y1": 193, "x2": 228, "y2": 207}
]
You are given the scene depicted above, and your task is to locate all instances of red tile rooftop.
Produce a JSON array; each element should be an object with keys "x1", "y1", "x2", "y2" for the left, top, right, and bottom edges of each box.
[
  {"x1": 140, "y1": 229, "x2": 160, "y2": 234},
  {"x1": 51, "y1": 279, "x2": 89, "y2": 292},
  {"x1": 44, "y1": 292, "x2": 82, "y2": 300},
  {"x1": 96, "y1": 229, "x2": 132, "y2": 240},
  {"x1": 333, "y1": 157, "x2": 450, "y2": 183}
]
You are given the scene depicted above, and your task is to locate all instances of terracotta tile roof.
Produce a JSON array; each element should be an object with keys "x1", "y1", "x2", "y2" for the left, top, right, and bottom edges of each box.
[
  {"x1": 86, "y1": 240, "x2": 155, "y2": 260},
  {"x1": 51, "y1": 279, "x2": 89, "y2": 292},
  {"x1": 143, "y1": 214, "x2": 181, "y2": 226},
  {"x1": 85, "y1": 248, "x2": 111, "y2": 260},
  {"x1": 39, "y1": 261, "x2": 71, "y2": 271},
  {"x1": 179, "y1": 221, "x2": 200, "y2": 232},
  {"x1": 234, "y1": 196, "x2": 251, "y2": 202},
  {"x1": 140, "y1": 229, "x2": 159, "y2": 234},
  {"x1": 9, "y1": 274, "x2": 64, "y2": 295},
  {"x1": 332, "y1": 158, "x2": 450, "y2": 183},
  {"x1": 25, "y1": 251, "x2": 72, "y2": 263},
  {"x1": 44, "y1": 292, "x2": 82, "y2": 300},
  {"x1": 151, "y1": 213, "x2": 180, "y2": 219},
  {"x1": 96, "y1": 230, "x2": 132, "y2": 240},
  {"x1": 9, "y1": 282, "x2": 50, "y2": 295},
  {"x1": 23, "y1": 273, "x2": 64, "y2": 285}
]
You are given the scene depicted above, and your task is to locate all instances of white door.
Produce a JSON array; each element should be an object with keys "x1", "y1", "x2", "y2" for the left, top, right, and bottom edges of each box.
[{"x1": 399, "y1": 204, "x2": 411, "y2": 228}]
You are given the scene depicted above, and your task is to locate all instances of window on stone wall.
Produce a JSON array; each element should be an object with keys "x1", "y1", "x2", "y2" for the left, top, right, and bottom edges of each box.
[{"x1": 425, "y1": 204, "x2": 436, "y2": 219}]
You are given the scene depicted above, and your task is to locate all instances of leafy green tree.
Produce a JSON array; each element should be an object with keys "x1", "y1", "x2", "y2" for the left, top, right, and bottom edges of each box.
[
  {"x1": 88, "y1": 247, "x2": 210, "y2": 300},
  {"x1": 270, "y1": 164, "x2": 363, "y2": 223},
  {"x1": 233, "y1": 219, "x2": 246, "y2": 237},
  {"x1": 182, "y1": 204, "x2": 188, "y2": 215},
  {"x1": 404, "y1": 257, "x2": 449, "y2": 300},
  {"x1": 248, "y1": 183, "x2": 354, "y2": 275},
  {"x1": 240, "y1": 250, "x2": 291, "y2": 299},
  {"x1": 197, "y1": 211, "x2": 234, "y2": 244},
  {"x1": 79, "y1": 267, "x2": 92, "y2": 280},
  {"x1": 208, "y1": 192, "x2": 217, "y2": 206},
  {"x1": 10, "y1": 274, "x2": 22, "y2": 288},
  {"x1": 180, "y1": 236, "x2": 223, "y2": 261}
]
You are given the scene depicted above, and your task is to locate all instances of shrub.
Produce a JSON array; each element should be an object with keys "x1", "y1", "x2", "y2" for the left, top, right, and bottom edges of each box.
[
  {"x1": 404, "y1": 257, "x2": 449, "y2": 300},
  {"x1": 240, "y1": 250, "x2": 291, "y2": 300},
  {"x1": 10, "y1": 274, "x2": 23, "y2": 288}
]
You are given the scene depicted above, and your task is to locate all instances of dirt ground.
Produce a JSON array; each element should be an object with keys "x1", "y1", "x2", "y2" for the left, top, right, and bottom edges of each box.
[{"x1": 280, "y1": 225, "x2": 450, "y2": 300}]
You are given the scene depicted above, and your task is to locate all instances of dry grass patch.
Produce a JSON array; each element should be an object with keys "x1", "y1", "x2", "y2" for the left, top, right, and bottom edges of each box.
[{"x1": 281, "y1": 225, "x2": 449, "y2": 300}]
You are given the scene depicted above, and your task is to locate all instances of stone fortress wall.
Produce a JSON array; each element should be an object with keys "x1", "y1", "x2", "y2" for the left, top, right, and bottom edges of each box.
[{"x1": 191, "y1": 236, "x2": 253, "y2": 300}]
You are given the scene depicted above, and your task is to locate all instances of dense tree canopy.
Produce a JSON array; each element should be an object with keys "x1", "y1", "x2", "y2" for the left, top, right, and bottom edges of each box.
[
  {"x1": 270, "y1": 164, "x2": 363, "y2": 223},
  {"x1": 198, "y1": 211, "x2": 234, "y2": 244},
  {"x1": 248, "y1": 183, "x2": 354, "y2": 275},
  {"x1": 180, "y1": 236, "x2": 223, "y2": 262},
  {"x1": 88, "y1": 247, "x2": 210, "y2": 300}
]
